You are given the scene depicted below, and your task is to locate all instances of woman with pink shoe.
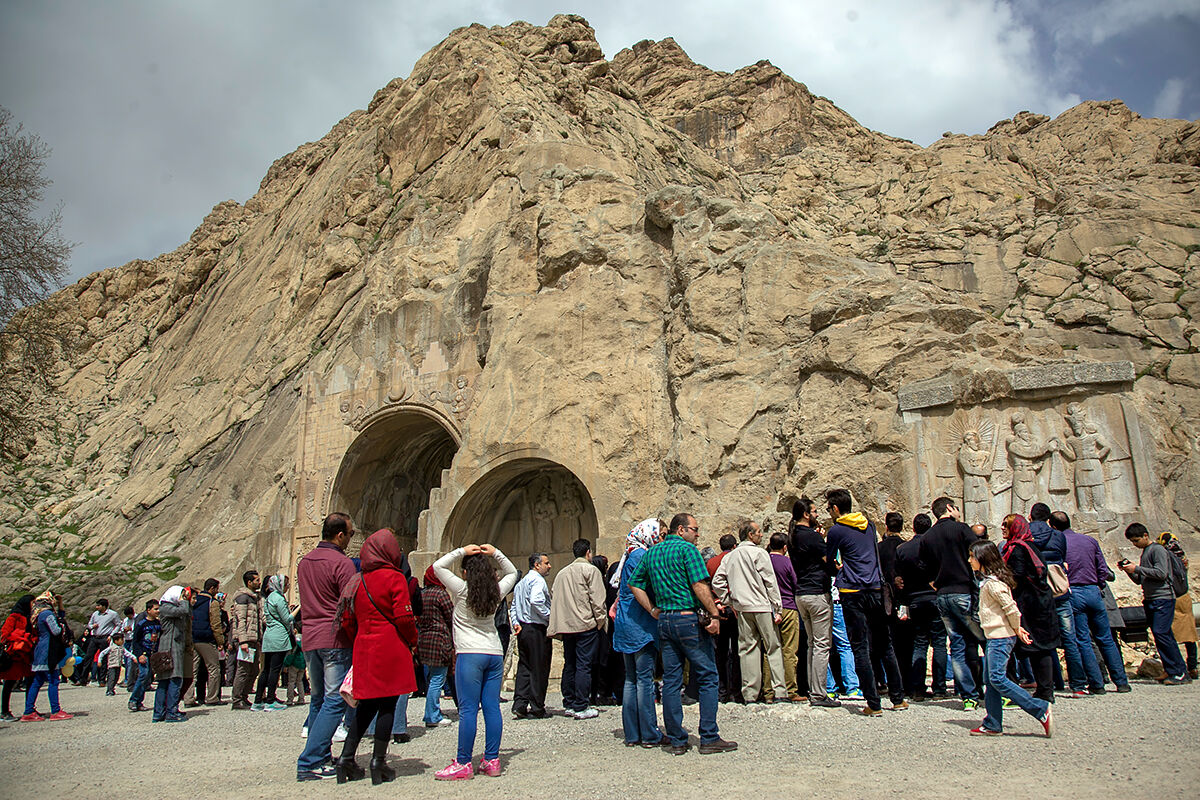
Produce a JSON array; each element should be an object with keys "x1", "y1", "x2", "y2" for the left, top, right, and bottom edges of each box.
[
  {"x1": 22, "y1": 591, "x2": 73, "y2": 722},
  {"x1": 431, "y1": 543, "x2": 518, "y2": 780}
]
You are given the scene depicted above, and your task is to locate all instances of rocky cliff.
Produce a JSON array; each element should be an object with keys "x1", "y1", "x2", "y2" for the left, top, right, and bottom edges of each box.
[{"x1": 2, "y1": 15, "x2": 1198, "y2": 611}]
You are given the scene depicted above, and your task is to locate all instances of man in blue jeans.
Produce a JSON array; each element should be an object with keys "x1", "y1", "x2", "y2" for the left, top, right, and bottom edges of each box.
[
  {"x1": 629, "y1": 513, "x2": 737, "y2": 756},
  {"x1": 296, "y1": 513, "x2": 358, "y2": 781},
  {"x1": 1037, "y1": 505, "x2": 1089, "y2": 694},
  {"x1": 1061, "y1": 513, "x2": 1130, "y2": 692},
  {"x1": 1120, "y1": 523, "x2": 1188, "y2": 684}
]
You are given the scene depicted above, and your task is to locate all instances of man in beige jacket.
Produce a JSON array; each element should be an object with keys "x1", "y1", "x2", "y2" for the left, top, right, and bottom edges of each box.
[
  {"x1": 712, "y1": 519, "x2": 787, "y2": 703},
  {"x1": 548, "y1": 538, "x2": 608, "y2": 719}
]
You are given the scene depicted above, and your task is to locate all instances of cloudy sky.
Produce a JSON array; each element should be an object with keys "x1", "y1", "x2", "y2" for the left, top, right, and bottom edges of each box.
[{"x1": 1, "y1": 0, "x2": 1197, "y2": 286}]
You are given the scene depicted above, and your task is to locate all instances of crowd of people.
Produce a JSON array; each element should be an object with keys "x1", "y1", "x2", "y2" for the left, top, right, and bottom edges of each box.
[{"x1": 1, "y1": 494, "x2": 1195, "y2": 781}]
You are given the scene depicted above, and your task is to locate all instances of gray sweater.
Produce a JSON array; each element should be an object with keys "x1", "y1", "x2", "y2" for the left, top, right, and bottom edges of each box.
[{"x1": 1131, "y1": 543, "x2": 1175, "y2": 602}]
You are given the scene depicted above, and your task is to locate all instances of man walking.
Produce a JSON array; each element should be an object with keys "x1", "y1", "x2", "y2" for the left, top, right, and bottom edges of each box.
[
  {"x1": 824, "y1": 489, "x2": 907, "y2": 715},
  {"x1": 184, "y1": 578, "x2": 225, "y2": 706},
  {"x1": 1061, "y1": 515, "x2": 1130, "y2": 693},
  {"x1": 229, "y1": 570, "x2": 264, "y2": 711},
  {"x1": 629, "y1": 513, "x2": 737, "y2": 755},
  {"x1": 296, "y1": 513, "x2": 358, "y2": 781},
  {"x1": 712, "y1": 519, "x2": 787, "y2": 704},
  {"x1": 918, "y1": 496, "x2": 984, "y2": 710},
  {"x1": 510, "y1": 553, "x2": 553, "y2": 719},
  {"x1": 548, "y1": 538, "x2": 608, "y2": 719},
  {"x1": 1120, "y1": 523, "x2": 1188, "y2": 684}
]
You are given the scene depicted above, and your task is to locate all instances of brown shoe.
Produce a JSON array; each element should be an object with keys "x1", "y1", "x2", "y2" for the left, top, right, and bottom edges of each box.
[
  {"x1": 698, "y1": 738, "x2": 738, "y2": 754},
  {"x1": 861, "y1": 707, "x2": 884, "y2": 717},
  {"x1": 892, "y1": 700, "x2": 910, "y2": 711},
  {"x1": 788, "y1": 694, "x2": 807, "y2": 703}
]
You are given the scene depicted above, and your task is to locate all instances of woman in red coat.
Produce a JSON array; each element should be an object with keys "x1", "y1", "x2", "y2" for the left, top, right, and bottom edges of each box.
[
  {"x1": 1, "y1": 594, "x2": 36, "y2": 721},
  {"x1": 334, "y1": 530, "x2": 418, "y2": 785}
]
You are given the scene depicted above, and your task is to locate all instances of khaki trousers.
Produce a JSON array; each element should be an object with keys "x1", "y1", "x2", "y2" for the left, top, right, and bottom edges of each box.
[
  {"x1": 185, "y1": 641, "x2": 222, "y2": 704},
  {"x1": 796, "y1": 593, "x2": 833, "y2": 699},
  {"x1": 737, "y1": 610, "x2": 786, "y2": 702},
  {"x1": 777, "y1": 608, "x2": 801, "y2": 697}
]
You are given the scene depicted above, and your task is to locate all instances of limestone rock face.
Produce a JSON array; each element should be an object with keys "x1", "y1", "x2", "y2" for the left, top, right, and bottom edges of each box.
[{"x1": 2, "y1": 14, "x2": 1198, "y2": 612}]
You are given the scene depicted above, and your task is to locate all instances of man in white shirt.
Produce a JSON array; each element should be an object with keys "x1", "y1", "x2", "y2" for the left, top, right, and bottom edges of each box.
[
  {"x1": 712, "y1": 520, "x2": 787, "y2": 703},
  {"x1": 82, "y1": 598, "x2": 121, "y2": 686},
  {"x1": 510, "y1": 553, "x2": 553, "y2": 719}
]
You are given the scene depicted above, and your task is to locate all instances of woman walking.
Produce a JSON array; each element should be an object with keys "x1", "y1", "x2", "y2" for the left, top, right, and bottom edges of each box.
[
  {"x1": 969, "y1": 540, "x2": 1053, "y2": 737},
  {"x1": 254, "y1": 574, "x2": 295, "y2": 711},
  {"x1": 1, "y1": 595, "x2": 36, "y2": 721},
  {"x1": 22, "y1": 592, "x2": 72, "y2": 721},
  {"x1": 154, "y1": 585, "x2": 193, "y2": 723},
  {"x1": 613, "y1": 519, "x2": 665, "y2": 747},
  {"x1": 334, "y1": 529, "x2": 418, "y2": 785},
  {"x1": 419, "y1": 564, "x2": 455, "y2": 727},
  {"x1": 432, "y1": 543, "x2": 518, "y2": 780},
  {"x1": 999, "y1": 514, "x2": 1059, "y2": 703}
]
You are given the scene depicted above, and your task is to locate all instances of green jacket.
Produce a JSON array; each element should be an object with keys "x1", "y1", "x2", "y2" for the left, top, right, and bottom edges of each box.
[{"x1": 261, "y1": 591, "x2": 295, "y2": 653}]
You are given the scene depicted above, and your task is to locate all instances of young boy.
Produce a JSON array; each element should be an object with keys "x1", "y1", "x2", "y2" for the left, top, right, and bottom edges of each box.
[{"x1": 99, "y1": 633, "x2": 126, "y2": 695}]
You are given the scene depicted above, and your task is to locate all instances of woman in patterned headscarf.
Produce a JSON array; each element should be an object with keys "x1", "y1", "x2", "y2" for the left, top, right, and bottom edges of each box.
[
  {"x1": 612, "y1": 518, "x2": 665, "y2": 747},
  {"x1": 23, "y1": 591, "x2": 72, "y2": 721},
  {"x1": 1159, "y1": 532, "x2": 1198, "y2": 678},
  {"x1": 254, "y1": 574, "x2": 295, "y2": 711}
]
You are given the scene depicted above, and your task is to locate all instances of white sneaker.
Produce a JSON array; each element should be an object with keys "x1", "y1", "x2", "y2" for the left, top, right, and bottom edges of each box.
[
  {"x1": 299, "y1": 726, "x2": 308, "y2": 738},
  {"x1": 573, "y1": 707, "x2": 599, "y2": 719},
  {"x1": 332, "y1": 724, "x2": 348, "y2": 743}
]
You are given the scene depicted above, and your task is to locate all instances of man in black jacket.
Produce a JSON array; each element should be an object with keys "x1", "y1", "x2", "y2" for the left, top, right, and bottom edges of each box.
[
  {"x1": 788, "y1": 497, "x2": 841, "y2": 708},
  {"x1": 184, "y1": 578, "x2": 226, "y2": 706},
  {"x1": 895, "y1": 514, "x2": 948, "y2": 699}
]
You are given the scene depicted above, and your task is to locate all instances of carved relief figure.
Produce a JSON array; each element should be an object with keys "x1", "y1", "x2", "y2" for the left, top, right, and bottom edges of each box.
[
  {"x1": 557, "y1": 480, "x2": 584, "y2": 552},
  {"x1": 1054, "y1": 403, "x2": 1110, "y2": 513},
  {"x1": 450, "y1": 375, "x2": 473, "y2": 417},
  {"x1": 944, "y1": 412, "x2": 994, "y2": 525},
  {"x1": 1005, "y1": 412, "x2": 1050, "y2": 513},
  {"x1": 532, "y1": 480, "x2": 558, "y2": 552}
]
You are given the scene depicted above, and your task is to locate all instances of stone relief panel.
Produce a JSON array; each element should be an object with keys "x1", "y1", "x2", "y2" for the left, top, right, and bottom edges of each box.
[{"x1": 482, "y1": 469, "x2": 593, "y2": 561}]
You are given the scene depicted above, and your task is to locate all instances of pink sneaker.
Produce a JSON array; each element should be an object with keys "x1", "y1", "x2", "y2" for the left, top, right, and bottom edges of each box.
[
  {"x1": 478, "y1": 758, "x2": 501, "y2": 777},
  {"x1": 434, "y1": 761, "x2": 474, "y2": 781},
  {"x1": 48, "y1": 711, "x2": 74, "y2": 721}
]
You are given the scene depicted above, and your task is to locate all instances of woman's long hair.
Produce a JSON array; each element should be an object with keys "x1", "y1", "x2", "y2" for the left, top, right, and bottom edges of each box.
[
  {"x1": 971, "y1": 540, "x2": 1016, "y2": 589},
  {"x1": 462, "y1": 553, "x2": 501, "y2": 618}
]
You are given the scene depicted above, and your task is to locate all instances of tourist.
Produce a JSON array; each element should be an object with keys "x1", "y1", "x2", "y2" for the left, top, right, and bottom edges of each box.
[
  {"x1": 547, "y1": 538, "x2": 608, "y2": 720},
  {"x1": 1158, "y1": 533, "x2": 1198, "y2": 678},
  {"x1": 99, "y1": 632, "x2": 126, "y2": 694},
  {"x1": 767, "y1": 531, "x2": 803, "y2": 701},
  {"x1": 284, "y1": 615, "x2": 307, "y2": 706},
  {"x1": 153, "y1": 585, "x2": 192, "y2": 723},
  {"x1": 254, "y1": 574, "x2": 295, "y2": 711},
  {"x1": 998, "y1": 514, "x2": 1059, "y2": 704},
  {"x1": 230, "y1": 570, "x2": 264, "y2": 711},
  {"x1": 1119, "y1": 523, "x2": 1187, "y2": 684},
  {"x1": 706, "y1": 533, "x2": 741, "y2": 703},
  {"x1": 611, "y1": 518, "x2": 665, "y2": 747},
  {"x1": 628, "y1": 513, "x2": 737, "y2": 756},
  {"x1": 878, "y1": 512, "x2": 911, "y2": 694},
  {"x1": 713, "y1": 518, "x2": 787, "y2": 704},
  {"x1": 918, "y1": 496, "x2": 984, "y2": 710},
  {"x1": 296, "y1": 512, "x2": 358, "y2": 782},
  {"x1": 184, "y1": 578, "x2": 225, "y2": 707},
  {"x1": 332, "y1": 530, "x2": 419, "y2": 784},
  {"x1": 432, "y1": 543, "x2": 519, "y2": 780},
  {"x1": 591, "y1": 554, "x2": 622, "y2": 706},
  {"x1": 1029, "y1": 502, "x2": 1086, "y2": 693},
  {"x1": 119, "y1": 605, "x2": 137, "y2": 691},
  {"x1": 22, "y1": 591, "x2": 72, "y2": 721},
  {"x1": 826, "y1": 589, "x2": 861, "y2": 700},
  {"x1": 788, "y1": 498, "x2": 840, "y2": 708},
  {"x1": 1061, "y1": 515, "x2": 1130, "y2": 693},
  {"x1": 81, "y1": 598, "x2": 120, "y2": 686},
  {"x1": 364, "y1": 547, "x2": 422, "y2": 744},
  {"x1": 968, "y1": 540, "x2": 1053, "y2": 738},
  {"x1": 510, "y1": 552, "x2": 553, "y2": 719},
  {"x1": 824, "y1": 489, "x2": 906, "y2": 715},
  {"x1": 128, "y1": 599, "x2": 161, "y2": 713},
  {"x1": 1, "y1": 594, "x2": 36, "y2": 721},
  {"x1": 971, "y1": 524, "x2": 988, "y2": 540},
  {"x1": 420, "y1": 564, "x2": 456, "y2": 727},
  {"x1": 895, "y1": 514, "x2": 949, "y2": 700}
]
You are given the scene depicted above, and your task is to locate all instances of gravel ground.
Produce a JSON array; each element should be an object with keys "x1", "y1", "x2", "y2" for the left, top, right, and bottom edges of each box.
[{"x1": 1, "y1": 679, "x2": 1197, "y2": 799}]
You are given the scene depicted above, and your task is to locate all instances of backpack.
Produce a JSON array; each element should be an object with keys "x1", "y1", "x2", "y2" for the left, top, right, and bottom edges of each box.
[{"x1": 1165, "y1": 547, "x2": 1189, "y2": 598}]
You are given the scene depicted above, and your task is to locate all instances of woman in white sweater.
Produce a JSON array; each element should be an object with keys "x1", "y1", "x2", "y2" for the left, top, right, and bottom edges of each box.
[{"x1": 432, "y1": 544, "x2": 518, "y2": 780}]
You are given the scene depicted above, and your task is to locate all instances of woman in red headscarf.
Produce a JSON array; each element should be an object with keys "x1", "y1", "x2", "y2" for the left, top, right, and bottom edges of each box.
[
  {"x1": 333, "y1": 530, "x2": 418, "y2": 785},
  {"x1": 1000, "y1": 514, "x2": 1060, "y2": 704}
]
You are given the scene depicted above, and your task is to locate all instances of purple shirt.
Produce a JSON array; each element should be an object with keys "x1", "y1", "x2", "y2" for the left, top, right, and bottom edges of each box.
[
  {"x1": 297, "y1": 541, "x2": 357, "y2": 651},
  {"x1": 770, "y1": 553, "x2": 798, "y2": 611},
  {"x1": 1062, "y1": 530, "x2": 1113, "y2": 587}
]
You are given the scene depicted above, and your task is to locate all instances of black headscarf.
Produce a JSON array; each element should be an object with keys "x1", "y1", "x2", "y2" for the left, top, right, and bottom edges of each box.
[{"x1": 11, "y1": 594, "x2": 34, "y2": 618}]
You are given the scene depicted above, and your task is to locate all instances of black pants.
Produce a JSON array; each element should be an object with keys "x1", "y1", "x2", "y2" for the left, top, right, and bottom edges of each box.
[
  {"x1": 340, "y1": 695, "x2": 398, "y2": 760},
  {"x1": 254, "y1": 651, "x2": 286, "y2": 705},
  {"x1": 513, "y1": 623, "x2": 551, "y2": 715},
  {"x1": 560, "y1": 629, "x2": 600, "y2": 712},
  {"x1": 2, "y1": 679, "x2": 17, "y2": 716},
  {"x1": 81, "y1": 637, "x2": 107, "y2": 685},
  {"x1": 841, "y1": 590, "x2": 906, "y2": 710},
  {"x1": 909, "y1": 598, "x2": 949, "y2": 695},
  {"x1": 714, "y1": 613, "x2": 742, "y2": 702}
]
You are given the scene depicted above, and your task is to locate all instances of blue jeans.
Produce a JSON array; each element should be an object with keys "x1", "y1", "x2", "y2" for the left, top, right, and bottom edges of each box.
[
  {"x1": 366, "y1": 694, "x2": 409, "y2": 735},
  {"x1": 455, "y1": 653, "x2": 503, "y2": 763},
  {"x1": 24, "y1": 670, "x2": 61, "y2": 715},
  {"x1": 658, "y1": 611, "x2": 719, "y2": 746},
  {"x1": 297, "y1": 647, "x2": 352, "y2": 773},
  {"x1": 825, "y1": 602, "x2": 859, "y2": 694},
  {"x1": 982, "y1": 636, "x2": 1049, "y2": 732},
  {"x1": 1056, "y1": 593, "x2": 1087, "y2": 690},
  {"x1": 130, "y1": 661, "x2": 152, "y2": 707},
  {"x1": 936, "y1": 593, "x2": 983, "y2": 700},
  {"x1": 1146, "y1": 597, "x2": 1187, "y2": 679},
  {"x1": 1071, "y1": 584, "x2": 1129, "y2": 688},
  {"x1": 424, "y1": 665, "x2": 449, "y2": 723},
  {"x1": 153, "y1": 676, "x2": 182, "y2": 721},
  {"x1": 621, "y1": 643, "x2": 662, "y2": 744}
]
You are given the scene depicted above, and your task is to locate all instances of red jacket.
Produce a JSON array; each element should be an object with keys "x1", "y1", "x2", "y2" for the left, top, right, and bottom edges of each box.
[
  {"x1": 341, "y1": 569, "x2": 419, "y2": 699},
  {"x1": 0, "y1": 613, "x2": 35, "y2": 680}
]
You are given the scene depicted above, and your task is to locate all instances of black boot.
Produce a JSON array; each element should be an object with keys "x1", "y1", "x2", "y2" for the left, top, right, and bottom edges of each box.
[
  {"x1": 370, "y1": 757, "x2": 395, "y2": 785},
  {"x1": 335, "y1": 757, "x2": 365, "y2": 783},
  {"x1": 393, "y1": 732, "x2": 410, "y2": 744}
]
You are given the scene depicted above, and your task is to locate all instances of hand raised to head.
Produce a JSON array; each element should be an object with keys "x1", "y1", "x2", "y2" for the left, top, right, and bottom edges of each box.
[
  {"x1": 462, "y1": 544, "x2": 483, "y2": 556},
  {"x1": 478, "y1": 544, "x2": 496, "y2": 557}
]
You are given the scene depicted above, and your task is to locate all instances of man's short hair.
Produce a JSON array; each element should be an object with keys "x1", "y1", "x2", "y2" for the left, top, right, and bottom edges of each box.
[
  {"x1": 826, "y1": 489, "x2": 853, "y2": 516},
  {"x1": 668, "y1": 513, "x2": 694, "y2": 534},
  {"x1": 322, "y1": 512, "x2": 352, "y2": 541},
  {"x1": 1125, "y1": 522, "x2": 1149, "y2": 541},
  {"x1": 203, "y1": 578, "x2": 219, "y2": 593},
  {"x1": 768, "y1": 532, "x2": 788, "y2": 552},
  {"x1": 931, "y1": 496, "x2": 954, "y2": 519},
  {"x1": 884, "y1": 512, "x2": 904, "y2": 533},
  {"x1": 145, "y1": 600, "x2": 159, "y2": 611},
  {"x1": 972, "y1": 523, "x2": 988, "y2": 539},
  {"x1": 913, "y1": 514, "x2": 932, "y2": 535},
  {"x1": 96, "y1": 598, "x2": 109, "y2": 608},
  {"x1": 123, "y1": 605, "x2": 135, "y2": 616},
  {"x1": 718, "y1": 534, "x2": 737, "y2": 552},
  {"x1": 572, "y1": 538, "x2": 591, "y2": 559},
  {"x1": 1049, "y1": 511, "x2": 1070, "y2": 532},
  {"x1": 1029, "y1": 502, "x2": 1051, "y2": 522},
  {"x1": 736, "y1": 518, "x2": 756, "y2": 541},
  {"x1": 528, "y1": 552, "x2": 547, "y2": 570},
  {"x1": 242, "y1": 570, "x2": 259, "y2": 587}
]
